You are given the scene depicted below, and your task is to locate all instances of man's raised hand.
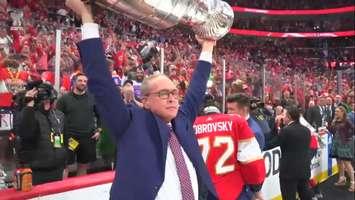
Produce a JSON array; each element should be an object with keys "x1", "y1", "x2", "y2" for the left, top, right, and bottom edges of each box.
[
  {"x1": 65, "y1": 0, "x2": 94, "y2": 23},
  {"x1": 195, "y1": 35, "x2": 216, "y2": 54}
]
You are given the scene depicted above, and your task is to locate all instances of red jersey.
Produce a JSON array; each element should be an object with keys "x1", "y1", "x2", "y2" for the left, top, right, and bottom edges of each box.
[{"x1": 194, "y1": 114, "x2": 265, "y2": 200}]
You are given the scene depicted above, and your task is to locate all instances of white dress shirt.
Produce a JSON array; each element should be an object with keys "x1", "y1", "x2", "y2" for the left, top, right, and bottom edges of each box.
[
  {"x1": 155, "y1": 145, "x2": 199, "y2": 200},
  {"x1": 81, "y1": 23, "x2": 214, "y2": 200}
]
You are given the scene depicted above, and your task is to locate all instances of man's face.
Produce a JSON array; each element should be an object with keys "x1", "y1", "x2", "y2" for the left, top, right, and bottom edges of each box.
[
  {"x1": 283, "y1": 90, "x2": 290, "y2": 98},
  {"x1": 169, "y1": 65, "x2": 177, "y2": 77},
  {"x1": 326, "y1": 97, "x2": 332, "y2": 105},
  {"x1": 334, "y1": 107, "x2": 344, "y2": 120},
  {"x1": 142, "y1": 76, "x2": 179, "y2": 122},
  {"x1": 121, "y1": 83, "x2": 134, "y2": 102},
  {"x1": 283, "y1": 110, "x2": 291, "y2": 125},
  {"x1": 226, "y1": 102, "x2": 248, "y2": 118},
  {"x1": 43, "y1": 100, "x2": 51, "y2": 111},
  {"x1": 136, "y1": 69, "x2": 144, "y2": 82},
  {"x1": 335, "y1": 96, "x2": 342, "y2": 104},
  {"x1": 309, "y1": 101, "x2": 315, "y2": 107},
  {"x1": 74, "y1": 75, "x2": 88, "y2": 92},
  {"x1": 275, "y1": 106, "x2": 284, "y2": 115},
  {"x1": 0, "y1": 30, "x2": 6, "y2": 38},
  {"x1": 21, "y1": 45, "x2": 30, "y2": 55},
  {"x1": 318, "y1": 97, "x2": 325, "y2": 106}
]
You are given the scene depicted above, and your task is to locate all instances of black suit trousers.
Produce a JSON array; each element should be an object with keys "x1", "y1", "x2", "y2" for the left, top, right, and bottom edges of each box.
[{"x1": 280, "y1": 178, "x2": 312, "y2": 200}]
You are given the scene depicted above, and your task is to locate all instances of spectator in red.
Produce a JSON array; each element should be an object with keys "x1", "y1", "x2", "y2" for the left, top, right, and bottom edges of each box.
[
  {"x1": 0, "y1": 59, "x2": 28, "y2": 106},
  {"x1": 113, "y1": 42, "x2": 127, "y2": 71},
  {"x1": 8, "y1": 0, "x2": 25, "y2": 9}
]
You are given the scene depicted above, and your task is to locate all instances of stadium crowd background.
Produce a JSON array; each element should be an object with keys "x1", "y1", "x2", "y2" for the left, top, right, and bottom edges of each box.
[
  {"x1": 0, "y1": 0, "x2": 354, "y2": 194},
  {"x1": 0, "y1": 0, "x2": 354, "y2": 110}
]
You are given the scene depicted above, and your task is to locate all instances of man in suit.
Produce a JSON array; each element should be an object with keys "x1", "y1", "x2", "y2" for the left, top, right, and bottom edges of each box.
[
  {"x1": 66, "y1": 0, "x2": 217, "y2": 199},
  {"x1": 306, "y1": 96, "x2": 326, "y2": 129},
  {"x1": 325, "y1": 96, "x2": 335, "y2": 124},
  {"x1": 279, "y1": 106, "x2": 312, "y2": 200}
]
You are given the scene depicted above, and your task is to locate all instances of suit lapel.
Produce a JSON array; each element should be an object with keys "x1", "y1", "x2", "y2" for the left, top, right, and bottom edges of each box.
[
  {"x1": 171, "y1": 119, "x2": 197, "y2": 161},
  {"x1": 153, "y1": 115, "x2": 169, "y2": 166},
  {"x1": 172, "y1": 118, "x2": 205, "y2": 178}
]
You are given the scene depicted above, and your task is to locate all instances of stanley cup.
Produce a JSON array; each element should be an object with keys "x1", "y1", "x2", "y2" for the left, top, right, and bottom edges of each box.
[{"x1": 94, "y1": 0, "x2": 234, "y2": 40}]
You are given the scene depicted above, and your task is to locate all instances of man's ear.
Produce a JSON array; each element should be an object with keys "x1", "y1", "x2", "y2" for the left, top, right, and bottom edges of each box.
[
  {"x1": 244, "y1": 106, "x2": 249, "y2": 114},
  {"x1": 141, "y1": 97, "x2": 149, "y2": 109}
]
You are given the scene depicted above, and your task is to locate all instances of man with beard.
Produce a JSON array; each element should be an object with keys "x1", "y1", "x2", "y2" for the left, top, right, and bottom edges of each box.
[
  {"x1": 132, "y1": 67, "x2": 145, "y2": 101},
  {"x1": 56, "y1": 73, "x2": 101, "y2": 178}
]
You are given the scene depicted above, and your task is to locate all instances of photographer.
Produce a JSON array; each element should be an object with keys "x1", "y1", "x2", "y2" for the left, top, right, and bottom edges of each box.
[
  {"x1": 249, "y1": 97, "x2": 279, "y2": 150},
  {"x1": 16, "y1": 82, "x2": 66, "y2": 185}
]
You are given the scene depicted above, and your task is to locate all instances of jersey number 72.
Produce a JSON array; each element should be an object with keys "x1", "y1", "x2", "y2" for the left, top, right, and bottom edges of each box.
[{"x1": 198, "y1": 136, "x2": 235, "y2": 175}]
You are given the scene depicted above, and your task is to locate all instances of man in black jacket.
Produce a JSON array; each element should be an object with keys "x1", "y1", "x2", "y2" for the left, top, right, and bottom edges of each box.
[
  {"x1": 17, "y1": 83, "x2": 66, "y2": 185},
  {"x1": 306, "y1": 96, "x2": 326, "y2": 129},
  {"x1": 56, "y1": 73, "x2": 101, "y2": 177},
  {"x1": 279, "y1": 106, "x2": 312, "y2": 200}
]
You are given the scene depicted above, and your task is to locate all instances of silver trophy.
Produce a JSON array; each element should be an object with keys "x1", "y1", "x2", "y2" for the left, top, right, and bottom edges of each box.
[{"x1": 94, "y1": 0, "x2": 234, "y2": 40}]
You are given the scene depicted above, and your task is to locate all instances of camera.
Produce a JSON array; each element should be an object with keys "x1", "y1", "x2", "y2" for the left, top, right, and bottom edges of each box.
[
  {"x1": 250, "y1": 97, "x2": 264, "y2": 111},
  {"x1": 25, "y1": 81, "x2": 57, "y2": 103},
  {"x1": 138, "y1": 41, "x2": 159, "y2": 64}
]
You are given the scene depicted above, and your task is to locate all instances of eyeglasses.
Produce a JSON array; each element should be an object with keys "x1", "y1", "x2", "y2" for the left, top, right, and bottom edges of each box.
[{"x1": 148, "y1": 89, "x2": 179, "y2": 100}]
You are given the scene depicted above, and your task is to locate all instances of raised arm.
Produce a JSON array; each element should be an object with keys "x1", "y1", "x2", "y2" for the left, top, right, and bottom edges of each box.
[
  {"x1": 180, "y1": 38, "x2": 215, "y2": 123},
  {"x1": 66, "y1": 0, "x2": 131, "y2": 139},
  {"x1": 17, "y1": 89, "x2": 39, "y2": 140}
]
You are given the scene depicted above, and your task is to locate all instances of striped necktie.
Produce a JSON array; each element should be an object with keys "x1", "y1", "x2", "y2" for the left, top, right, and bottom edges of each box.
[{"x1": 167, "y1": 124, "x2": 195, "y2": 200}]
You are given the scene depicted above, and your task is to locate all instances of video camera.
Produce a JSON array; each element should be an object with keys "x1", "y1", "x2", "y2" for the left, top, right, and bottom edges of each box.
[
  {"x1": 138, "y1": 41, "x2": 159, "y2": 64},
  {"x1": 250, "y1": 97, "x2": 264, "y2": 111},
  {"x1": 25, "y1": 80, "x2": 57, "y2": 103}
]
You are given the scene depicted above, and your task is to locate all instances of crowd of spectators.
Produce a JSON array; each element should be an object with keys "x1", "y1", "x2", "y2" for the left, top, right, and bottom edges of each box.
[
  {"x1": 230, "y1": 0, "x2": 354, "y2": 9},
  {"x1": 0, "y1": 0, "x2": 353, "y2": 111},
  {"x1": 234, "y1": 16, "x2": 354, "y2": 33}
]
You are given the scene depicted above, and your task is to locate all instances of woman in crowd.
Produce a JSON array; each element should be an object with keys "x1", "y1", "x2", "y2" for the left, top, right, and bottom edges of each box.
[{"x1": 330, "y1": 105, "x2": 354, "y2": 192}]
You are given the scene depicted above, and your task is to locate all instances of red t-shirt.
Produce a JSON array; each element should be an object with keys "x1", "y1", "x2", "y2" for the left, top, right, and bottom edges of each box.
[{"x1": 114, "y1": 50, "x2": 126, "y2": 70}]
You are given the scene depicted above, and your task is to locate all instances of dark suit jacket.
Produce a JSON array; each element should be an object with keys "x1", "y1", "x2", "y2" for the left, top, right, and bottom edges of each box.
[
  {"x1": 279, "y1": 121, "x2": 311, "y2": 180},
  {"x1": 327, "y1": 105, "x2": 335, "y2": 124},
  {"x1": 78, "y1": 38, "x2": 217, "y2": 200},
  {"x1": 247, "y1": 117, "x2": 265, "y2": 150},
  {"x1": 305, "y1": 106, "x2": 322, "y2": 128}
]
